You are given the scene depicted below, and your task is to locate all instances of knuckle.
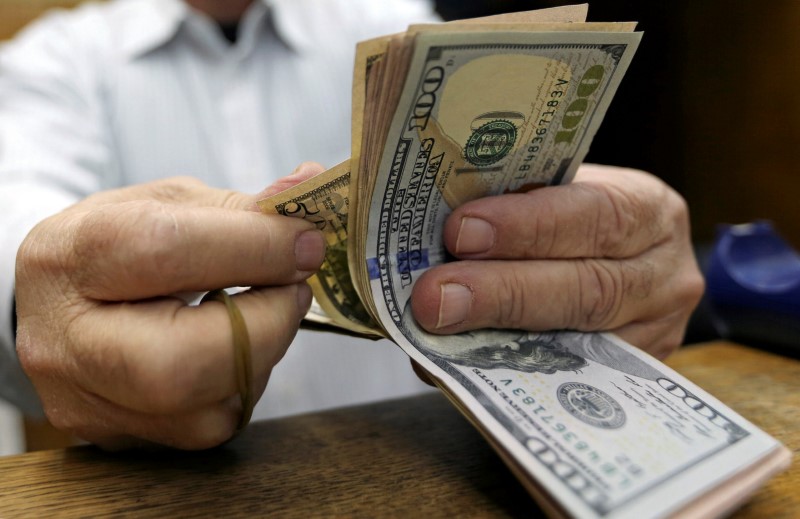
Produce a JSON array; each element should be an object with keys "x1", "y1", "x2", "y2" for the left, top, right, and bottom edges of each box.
[
  {"x1": 74, "y1": 202, "x2": 186, "y2": 290},
  {"x1": 528, "y1": 200, "x2": 560, "y2": 257},
  {"x1": 190, "y1": 417, "x2": 237, "y2": 450},
  {"x1": 294, "y1": 160, "x2": 323, "y2": 174},
  {"x1": 179, "y1": 412, "x2": 237, "y2": 450},
  {"x1": 575, "y1": 260, "x2": 624, "y2": 330},
  {"x1": 16, "y1": 216, "x2": 75, "y2": 280},
  {"x1": 15, "y1": 228, "x2": 45, "y2": 275},
  {"x1": 257, "y1": 218, "x2": 290, "y2": 265},
  {"x1": 43, "y1": 407, "x2": 77, "y2": 433},
  {"x1": 663, "y1": 253, "x2": 705, "y2": 315},
  {"x1": 660, "y1": 336, "x2": 683, "y2": 358},
  {"x1": 72, "y1": 207, "x2": 121, "y2": 266},
  {"x1": 587, "y1": 176, "x2": 681, "y2": 257},
  {"x1": 665, "y1": 187, "x2": 691, "y2": 229},
  {"x1": 624, "y1": 260, "x2": 656, "y2": 302},
  {"x1": 682, "y1": 268, "x2": 706, "y2": 309},
  {"x1": 496, "y1": 272, "x2": 530, "y2": 329},
  {"x1": 216, "y1": 189, "x2": 246, "y2": 210},
  {"x1": 652, "y1": 325, "x2": 686, "y2": 359},
  {"x1": 592, "y1": 184, "x2": 654, "y2": 256},
  {"x1": 126, "y1": 205, "x2": 185, "y2": 281},
  {"x1": 662, "y1": 195, "x2": 692, "y2": 250},
  {"x1": 18, "y1": 303, "x2": 87, "y2": 378},
  {"x1": 149, "y1": 177, "x2": 206, "y2": 202},
  {"x1": 14, "y1": 325, "x2": 43, "y2": 376}
]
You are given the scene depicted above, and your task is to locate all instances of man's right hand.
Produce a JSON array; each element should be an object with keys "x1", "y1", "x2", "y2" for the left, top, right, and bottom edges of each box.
[{"x1": 14, "y1": 170, "x2": 326, "y2": 450}]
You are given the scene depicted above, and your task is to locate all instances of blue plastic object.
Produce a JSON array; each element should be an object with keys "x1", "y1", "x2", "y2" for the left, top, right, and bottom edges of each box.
[{"x1": 705, "y1": 221, "x2": 800, "y2": 347}]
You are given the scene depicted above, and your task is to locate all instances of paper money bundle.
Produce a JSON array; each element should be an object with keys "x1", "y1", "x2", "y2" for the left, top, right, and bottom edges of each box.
[{"x1": 259, "y1": 5, "x2": 791, "y2": 518}]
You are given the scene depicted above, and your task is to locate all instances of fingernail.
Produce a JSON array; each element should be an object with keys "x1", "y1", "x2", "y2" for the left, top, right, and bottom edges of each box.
[
  {"x1": 437, "y1": 283, "x2": 472, "y2": 329},
  {"x1": 295, "y1": 230, "x2": 326, "y2": 271},
  {"x1": 456, "y1": 217, "x2": 494, "y2": 254},
  {"x1": 297, "y1": 283, "x2": 312, "y2": 313}
]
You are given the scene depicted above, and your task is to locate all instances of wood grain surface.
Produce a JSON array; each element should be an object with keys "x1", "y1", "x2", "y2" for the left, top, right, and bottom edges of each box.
[
  {"x1": 664, "y1": 342, "x2": 800, "y2": 518},
  {"x1": 0, "y1": 341, "x2": 796, "y2": 518},
  {"x1": 0, "y1": 393, "x2": 540, "y2": 517}
]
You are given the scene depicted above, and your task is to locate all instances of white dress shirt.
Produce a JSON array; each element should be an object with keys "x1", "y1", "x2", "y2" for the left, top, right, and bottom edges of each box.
[{"x1": 0, "y1": 0, "x2": 439, "y2": 417}]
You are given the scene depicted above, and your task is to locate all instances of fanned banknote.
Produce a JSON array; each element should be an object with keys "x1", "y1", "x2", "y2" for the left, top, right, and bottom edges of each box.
[
  {"x1": 257, "y1": 161, "x2": 382, "y2": 338},
  {"x1": 258, "y1": 6, "x2": 791, "y2": 518},
  {"x1": 358, "y1": 30, "x2": 643, "y2": 316}
]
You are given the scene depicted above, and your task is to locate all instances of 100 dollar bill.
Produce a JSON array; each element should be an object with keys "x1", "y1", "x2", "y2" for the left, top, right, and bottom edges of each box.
[
  {"x1": 362, "y1": 30, "x2": 641, "y2": 317},
  {"x1": 395, "y1": 327, "x2": 790, "y2": 518},
  {"x1": 361, "y1": 29, "x2": 789, "y2": 518}
]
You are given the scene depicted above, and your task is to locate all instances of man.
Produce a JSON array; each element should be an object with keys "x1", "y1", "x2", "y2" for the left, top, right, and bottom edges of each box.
[{"x1": 1, "y1": 0, "x2": 703, "y2": 449}]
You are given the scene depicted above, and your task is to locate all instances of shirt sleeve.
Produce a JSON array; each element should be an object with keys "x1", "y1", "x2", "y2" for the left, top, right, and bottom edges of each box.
[{"x1": 0, "y1": 11, "x2": 114, "y2": 415}]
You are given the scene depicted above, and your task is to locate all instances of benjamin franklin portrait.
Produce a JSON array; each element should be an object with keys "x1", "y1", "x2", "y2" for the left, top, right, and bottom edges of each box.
[{"x1": 399, "y1": 300, "x2": 665, "y2": 381}]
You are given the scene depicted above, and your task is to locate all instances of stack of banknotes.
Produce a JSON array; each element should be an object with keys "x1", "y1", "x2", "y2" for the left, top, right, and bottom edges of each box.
[{"x1": 258, "y1": 5, "x2": 791, "y2": 518}]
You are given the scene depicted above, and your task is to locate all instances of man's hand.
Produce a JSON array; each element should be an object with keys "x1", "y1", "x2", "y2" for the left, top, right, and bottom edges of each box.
[
  {"x1": 14, "y1": 167, "x2": 326, "y2": 450},
  {"x1": 411, "y1": 164, "x2": 704, "y2": 359}
]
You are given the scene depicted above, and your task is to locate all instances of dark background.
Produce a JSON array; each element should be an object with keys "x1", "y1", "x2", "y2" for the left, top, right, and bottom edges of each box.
[{"x1": 435, "y1": 1, "x2": 800, "y2": 248}]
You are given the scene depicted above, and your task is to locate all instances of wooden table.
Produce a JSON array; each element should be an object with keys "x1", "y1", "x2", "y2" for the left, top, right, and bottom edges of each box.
[{"x1": 0, "y1": 341, "x2": 797, "y2": 518}]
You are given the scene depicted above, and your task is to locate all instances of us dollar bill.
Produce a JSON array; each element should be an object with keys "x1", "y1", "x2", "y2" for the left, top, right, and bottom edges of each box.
[
  {"x1": 360, "y1": 30, "x2": 641, "y2": 318},
  {"x1": 257, "y1": 161, "x2": 383, "y2": 338},
  {"x1": 361, "y1": 30, "x2": 789, "y2": 518},
  {"x1": 398, "y1": 328, "x2": 789, "y2": 517},
  {"x1": 350, "y1": 3, "x2": 592, "y2": 175}
]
